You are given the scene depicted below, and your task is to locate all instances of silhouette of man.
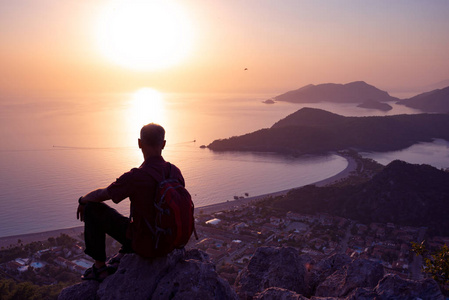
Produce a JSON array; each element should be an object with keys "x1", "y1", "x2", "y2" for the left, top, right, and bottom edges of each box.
[{"x1": 77, "y1": 123, "x2": 185, "y2": 281}]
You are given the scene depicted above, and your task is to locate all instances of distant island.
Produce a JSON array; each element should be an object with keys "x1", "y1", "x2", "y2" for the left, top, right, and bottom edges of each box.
[
  {"x1": 208, "y1": 107, "x2": 449, "y2": 155},
  {"x1": 397, "y1": 86, "x2": 449, "y2": 113},
  {"x1": 357, "y1": 99, "x2": 392, "y2": 111},
  {"x1": 262, "y1": 80, "x2": 449, "y2": 113},
  {"x1": 262, "y1": 99, "x2": 275, "y2": 104},
  {"x1": 271, "y1": 81, "x2": 398, "y2": 104}
]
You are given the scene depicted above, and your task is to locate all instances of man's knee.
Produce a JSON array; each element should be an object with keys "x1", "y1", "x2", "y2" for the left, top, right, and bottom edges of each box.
[{"x1": 84, "y1": 202, "x2": 109, "y2": 220}]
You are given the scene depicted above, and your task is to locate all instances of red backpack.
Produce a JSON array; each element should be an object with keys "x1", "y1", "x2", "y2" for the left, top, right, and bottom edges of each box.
[{"x1": 132, "y1": 163, "x2": 197, "y2": 257}]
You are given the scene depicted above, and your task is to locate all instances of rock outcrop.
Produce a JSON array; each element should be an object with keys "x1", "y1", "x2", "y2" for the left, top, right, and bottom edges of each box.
[
  {"x1": 253, "y1": 287, "x2": 308, "y2": 300},
  {"x1": 59, "y1": 247, "x2": 445, "y2": 300},
  {"x1": 308, "y1": 253, "x2": 352, "y2": 293},
  {"x1": 234, "y1": 247, "x2": 443, "y2": 300},
  {"x1": 234, "y1": 247, "x2": 307, "y2": 299},
  {"x1": 374, "y1": 274, "x2": 444, "y2": 300},
  {"x1": 314, "y1": 258, "x2": 384, "y2": 297},
  {"x1": 58, "y1": 249, "x2": 238, "y2": 300}
]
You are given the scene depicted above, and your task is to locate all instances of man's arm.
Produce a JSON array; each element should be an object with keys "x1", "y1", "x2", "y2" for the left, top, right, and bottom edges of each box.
[
  {"x1": 77, "y1": 188, "x2": 111, "y2": 221},
  {"x1": 79, "y1": 188, "x2": 111, "y2": 204}
]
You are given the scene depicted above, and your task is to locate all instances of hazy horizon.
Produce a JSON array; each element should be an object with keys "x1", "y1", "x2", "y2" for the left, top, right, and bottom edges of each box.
[{"x1": 1, "y1": 0, "x2": 449, "y2": 98}]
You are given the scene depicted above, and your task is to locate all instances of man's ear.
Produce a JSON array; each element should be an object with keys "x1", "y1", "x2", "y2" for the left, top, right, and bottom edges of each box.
[
  {"x1": 161, "y1": 140, "x2": 166, "y2": 150},
  {"x1": 138, "y1": 138, "x2": 142, "y2": 149}
]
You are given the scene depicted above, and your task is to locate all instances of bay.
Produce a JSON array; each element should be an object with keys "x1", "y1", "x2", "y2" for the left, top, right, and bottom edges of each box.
[{"x1": 0, "y1": 91, "x2": 447, "y2": 238}]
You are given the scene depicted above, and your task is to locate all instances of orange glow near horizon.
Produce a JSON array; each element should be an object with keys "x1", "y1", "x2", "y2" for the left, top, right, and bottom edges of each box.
[
  {"x1": 95, "y1": 0, "x2": 194, "y2": 71},
  {"x1": 1, "y1": 1, "x2": 449, "y2": 96}
]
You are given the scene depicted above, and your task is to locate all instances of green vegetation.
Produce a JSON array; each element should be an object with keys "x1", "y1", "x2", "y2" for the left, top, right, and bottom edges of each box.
[
  {"x1": 412, "y1": 241, "x2": 449, "y2": 292},
  {"x1": 330, "y1": 150, "x2": 384, "y2": 187},
  {"x1": 0, "y1": 278, "x2": 69, "y2": 300},
  {"x1": 55, "y1": 234, "x2": 77, "y2": 248},
  {"x1": 0, "y1": 233, "x2": 86, "y2": 299},
  {"x1": 269, "y1": 159, "x2": 449, "y2": 236}
]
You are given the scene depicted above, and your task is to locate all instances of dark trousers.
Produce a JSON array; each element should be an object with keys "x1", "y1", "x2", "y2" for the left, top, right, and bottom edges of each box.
[{"x1": 83, "y1": 202, "x2": 132, "y2": 262}]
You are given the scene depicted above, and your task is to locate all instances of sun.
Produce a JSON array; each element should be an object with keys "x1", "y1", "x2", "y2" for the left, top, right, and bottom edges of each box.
[{"x1": 96, "y1": 0, "x2": 194, "y2": 71}]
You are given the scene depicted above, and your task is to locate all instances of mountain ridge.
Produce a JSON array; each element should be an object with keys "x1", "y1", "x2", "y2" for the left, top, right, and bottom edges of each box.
[
  {"x1": 397, "y1": 86, "x2": 449, "y2": 113},
  {"x1": 272, "y1": 160, "x2": 449, "y2": 235},
  {"x1": 273, "y1": 81, "x2": 398, "y2": 103},
  {"x1": 208, "y1": 107, "x2": 449, "y2": 155}
]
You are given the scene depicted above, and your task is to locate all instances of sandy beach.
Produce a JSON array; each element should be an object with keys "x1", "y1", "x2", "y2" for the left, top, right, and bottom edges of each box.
[
  {"x1": 198, "y1": 154, "x2": 357, "y2": 215},
  {"x1": 0, "y1": 155, "x2": 356, "y2": 249},
  {"x1": 0, "y1": 226, "x2": 84, "y2": 249}
]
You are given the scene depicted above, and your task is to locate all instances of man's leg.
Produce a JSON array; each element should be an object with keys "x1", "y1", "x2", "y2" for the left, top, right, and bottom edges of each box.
[{"x1": 83, "y1": 202, "x2": 131, "y2": 265}]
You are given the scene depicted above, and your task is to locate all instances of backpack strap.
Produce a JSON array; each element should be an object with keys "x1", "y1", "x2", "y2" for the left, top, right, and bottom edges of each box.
[{"x1": 129, "y1": 162, "x2": 170, "y2": 223}]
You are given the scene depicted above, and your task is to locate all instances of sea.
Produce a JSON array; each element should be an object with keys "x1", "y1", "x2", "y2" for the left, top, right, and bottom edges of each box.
[{"x1": 1, "y1": 91, "x2": 448, "y2": 238}]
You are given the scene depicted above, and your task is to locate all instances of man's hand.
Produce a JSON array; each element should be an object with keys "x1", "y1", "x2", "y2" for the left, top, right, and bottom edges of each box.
[
  {"x1": 77, "y1": 204, "x2": 85, "y2": 222},
  {"x1": 76, "y1": 188, "x2": 111, "y2": 221}
]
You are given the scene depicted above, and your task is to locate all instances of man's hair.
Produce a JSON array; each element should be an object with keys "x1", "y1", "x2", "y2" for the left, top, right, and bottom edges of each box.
[{"x1": 140, "y1": 123, "x2": 165, "y2": 147}]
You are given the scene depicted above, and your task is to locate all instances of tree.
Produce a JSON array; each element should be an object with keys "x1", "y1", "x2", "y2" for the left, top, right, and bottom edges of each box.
[
  {"x1": 412, "y1": 241, "x2": 449, "y2": 292},
  {"x1": 47, "y1": 237, "x2": 55, "y2": 246},
  {"x1": 55, "y1": 234, "x2": 76, "y2": 247}
]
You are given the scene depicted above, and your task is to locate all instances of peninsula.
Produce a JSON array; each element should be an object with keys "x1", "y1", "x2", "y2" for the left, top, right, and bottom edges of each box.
[{"x1": 208, "y1": 107, "x2": 449, "y2": 155}]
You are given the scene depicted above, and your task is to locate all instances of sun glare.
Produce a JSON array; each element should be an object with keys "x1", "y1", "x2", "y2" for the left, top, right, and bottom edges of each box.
[
  {"x1": 130, "y1": 88, "x2": 166, "y2": 129},
  {"x1": 96, "y1": 0, "x2": 194, "y2": 71}
]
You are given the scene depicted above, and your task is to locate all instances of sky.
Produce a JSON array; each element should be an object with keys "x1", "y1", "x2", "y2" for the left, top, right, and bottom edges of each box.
[{"x1": 1, "y1": 0, "x2": 449, "y2": 98}]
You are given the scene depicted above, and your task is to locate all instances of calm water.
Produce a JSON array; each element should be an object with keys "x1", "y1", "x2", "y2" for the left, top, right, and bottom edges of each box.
[
  {"x1": 0, "y1": 91, "x2": 447, "y2": 237},
  {"x1": 361, "y1": 139, "x2": 449, "y2": 170}
]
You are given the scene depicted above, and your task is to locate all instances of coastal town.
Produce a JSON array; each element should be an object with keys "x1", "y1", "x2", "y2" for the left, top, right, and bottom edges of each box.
[
  {"x1": 2, "y1": 196, "x2": 449, "y2": 295},
  {"x1": 1, "y1": 153, "x2": 448, "y2": 298},
  {"x1": 192, "y1": 200, "x2": 449, "y2": 285}
]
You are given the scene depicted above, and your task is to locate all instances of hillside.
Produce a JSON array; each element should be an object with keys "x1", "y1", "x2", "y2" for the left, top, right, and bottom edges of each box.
[
  {"x1": 207, "y1": 108, "x2": 449, "y2": 155},
  {"x1": 397, "y1": 86, "x2": 449, "y2": 113},
  {"x1": 273, "y1": 81, "x2": 398, "y2": 103},
  {"x1": 271, "y1": 160, "x2": 449, "y2": 235}
]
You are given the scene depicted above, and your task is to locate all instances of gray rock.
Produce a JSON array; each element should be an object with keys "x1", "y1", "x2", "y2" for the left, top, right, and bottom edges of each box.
[
  {"x1": 253, "y1": 287, "x2": 308, "y2": 300},
  {"x1": 59, "y1": 249, "x2": 238, "y2": 300},
  {"x1": 374, "y1": 273, "x2": 444, "y2": 300},
  {"x1": 308, "y1": 253, "x2": 352, "y2": 294},
  {"x1": 59, "y1": 248, "x2": 446, "y2": 300},
  {"x1": 235, "y1": 247, "x2": 307, "y2": 299},
  {"x1": 151, "y1": 249, "x2": 238, "y2": 300},
  {"x1": 315, "y1": 258, "x2": 384, "y2": 298},
  {"x1": 344, "y1": 287, "x2": 378, "y2": 300},
  {"x1": 58, "y1": 280, "x2": 99, "y2": 300},
  {"x1": 96, "y1": 248, "x2": 185, "y2": 300}
]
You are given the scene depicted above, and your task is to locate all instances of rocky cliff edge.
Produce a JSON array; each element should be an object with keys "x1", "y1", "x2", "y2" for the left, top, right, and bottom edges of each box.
[{"x1": 58, "y1": 247, "x2": 444, "y2": 300}]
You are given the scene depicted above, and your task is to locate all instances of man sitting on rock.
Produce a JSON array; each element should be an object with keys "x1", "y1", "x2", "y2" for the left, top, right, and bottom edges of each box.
[{"x1": 76, "y1": 123, "x2": 186, "y2": 282}]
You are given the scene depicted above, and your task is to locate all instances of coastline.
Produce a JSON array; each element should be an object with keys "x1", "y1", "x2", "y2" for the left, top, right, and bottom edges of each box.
[
  {"x1": 198, "y1": 154, "x2": 356, "y2": 215},
  {"x1": 0, "y1": 155, "x2": 356, "y2": 249},
  {"x1": 0, "y1": 226, "x2": 84, "y2": 249}
]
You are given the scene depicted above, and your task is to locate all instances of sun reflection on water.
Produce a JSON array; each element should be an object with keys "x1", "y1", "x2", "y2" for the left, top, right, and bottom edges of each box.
[{"x1": 127, "y1": 88, "x2": 166, "y2": 147}]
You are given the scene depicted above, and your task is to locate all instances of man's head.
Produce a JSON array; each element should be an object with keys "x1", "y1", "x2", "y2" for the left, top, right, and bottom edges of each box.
[{"x1": 138, "y1": 123, "x2": 166, "y2": 156}]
